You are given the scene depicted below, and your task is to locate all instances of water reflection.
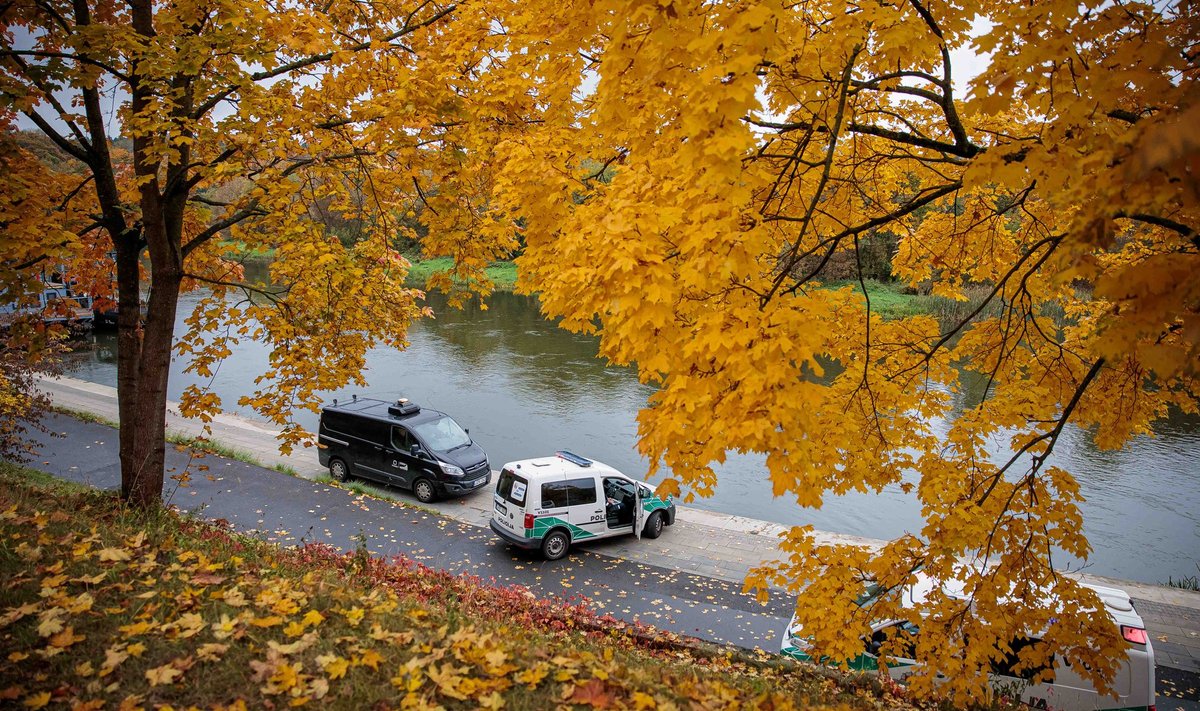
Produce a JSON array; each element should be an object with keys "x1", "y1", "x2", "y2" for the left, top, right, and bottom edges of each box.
[{"x1": 61, "y1": 289, "x2": 1199, "y2": 585}]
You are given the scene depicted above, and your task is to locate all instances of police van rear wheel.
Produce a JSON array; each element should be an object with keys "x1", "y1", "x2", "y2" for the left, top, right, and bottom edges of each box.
[
  {"x1": 643, "y1": 511, "x2": 664, "y2": 539},
  {"x1": 329, "y1": 458, "x2": 349, "y2": 482},
  {"x1": 542, "y1": 530, "x2": 569, "y2": 560},
  {"x1": 413, "y1": 478, "x2": 437, "y2": 503}
]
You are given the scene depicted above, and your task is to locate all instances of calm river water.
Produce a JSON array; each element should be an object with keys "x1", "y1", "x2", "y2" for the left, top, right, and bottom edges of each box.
[{"x1": 64, "y1": 286, "x2": 1200, "y2": 585}]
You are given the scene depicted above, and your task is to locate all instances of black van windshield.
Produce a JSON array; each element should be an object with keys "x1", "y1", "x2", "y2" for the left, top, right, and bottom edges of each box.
[{"x1": 412, "y1": 415, "x2": 471, "y2": 452}]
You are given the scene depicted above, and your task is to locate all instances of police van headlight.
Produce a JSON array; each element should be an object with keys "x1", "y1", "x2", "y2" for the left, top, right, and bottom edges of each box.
[{"x1": 440, "y1": 462, "x2": 465, "y2": 477}]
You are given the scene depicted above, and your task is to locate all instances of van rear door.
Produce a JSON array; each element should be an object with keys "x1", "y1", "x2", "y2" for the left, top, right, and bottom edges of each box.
[{"x1": 493, "y1": 469, "x2": 529, "y2": 536}]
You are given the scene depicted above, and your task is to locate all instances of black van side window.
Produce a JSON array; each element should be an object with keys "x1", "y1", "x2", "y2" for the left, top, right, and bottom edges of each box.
[
  {"x1": 391, "y1": 426, "x2": 416, "y2": 452},
  {"x1": 565, "y1": 477, "x2": 597, "y2": 506},
  {"x1": 323, "y1": 412, "x2": 349, "y2": 433},
  {"x1": 354, "y1": 418, "x2": 388, "y2": 445}
]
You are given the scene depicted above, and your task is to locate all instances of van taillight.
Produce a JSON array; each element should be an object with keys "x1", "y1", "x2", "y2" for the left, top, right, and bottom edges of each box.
[
  {"x1": 1121, "y1": 625, "x2": 1148, "y2": 644},
  {"x1": 523, "y1": 514, "x2": 535, "y2": 529}
]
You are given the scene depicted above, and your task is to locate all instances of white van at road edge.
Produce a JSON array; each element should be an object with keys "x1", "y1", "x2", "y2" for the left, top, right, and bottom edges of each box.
[
  {"x1": 489, "y1": 451, "x2": 677, "y2": 560},
  {"x1": 780, "y1": 573, "x2": 1156, "y2": 711}
]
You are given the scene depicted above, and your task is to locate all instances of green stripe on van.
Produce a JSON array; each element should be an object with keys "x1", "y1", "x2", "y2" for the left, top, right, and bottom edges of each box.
[
  {"x1": 642, "y1": 496, "x2": 671, "y2": 513},
  {"x1": 527, "y1": 516, "x2": 596, "y2": 541},
  {"x1": 780, "y1": 646, "x2": 913, "y2": 673}
]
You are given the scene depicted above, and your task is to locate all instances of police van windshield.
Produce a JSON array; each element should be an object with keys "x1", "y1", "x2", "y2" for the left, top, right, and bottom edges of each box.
[{"x1": 412, "y1": 415, "x2": 471, "y2": 452}]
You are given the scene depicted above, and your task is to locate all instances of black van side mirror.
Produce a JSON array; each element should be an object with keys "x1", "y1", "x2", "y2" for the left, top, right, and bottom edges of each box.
[{"x1": 409, "y1": 444, "x2": 420, "y2": 456}]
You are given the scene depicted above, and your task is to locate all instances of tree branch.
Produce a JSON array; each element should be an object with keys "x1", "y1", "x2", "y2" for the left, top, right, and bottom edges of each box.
[
  {"x1": 191, "y1": 3, "x2": 457, "y2": 121},
  {"x1": 0, "y1": 49, "x2": 134, "y2": 83},
  {"x1": 975, "y1": 357, "x2": 1106, "y2": 507},
  {"x1": 1115, "y1": 212, "x2": 1198, "y2": 249},
  {"x1": 746, "y1": 117, "x2": 981, "y2": 159}
]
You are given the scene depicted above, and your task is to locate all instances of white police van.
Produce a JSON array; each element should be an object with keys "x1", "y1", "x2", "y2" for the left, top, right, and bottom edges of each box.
[
  {"x1": 489, "y1": 451, "x2": 677, "y2": 560},
  {"x1": 780, "y1": 572, "x2": 1156, "y2": 710}
]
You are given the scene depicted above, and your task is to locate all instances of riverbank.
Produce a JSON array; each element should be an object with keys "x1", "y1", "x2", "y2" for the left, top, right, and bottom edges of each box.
[
  {"x1": 401, "y1": 258, "x2": 961, "y2": 321},
  {"x1": 404, "y1": 257, "x2": 519, "y2": 291},
  {"x1": 30, "y1": 374, "x2": 1200, "y2": 675}
]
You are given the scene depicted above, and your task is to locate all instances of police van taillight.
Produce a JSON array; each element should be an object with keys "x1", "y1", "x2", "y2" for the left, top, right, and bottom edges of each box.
[
  {"x1": 524, "y1": 514, "x2": 535, "y2": 529},
  {"x1": 1120, "y1": 625, "x2": 1148, "y2": 645}
]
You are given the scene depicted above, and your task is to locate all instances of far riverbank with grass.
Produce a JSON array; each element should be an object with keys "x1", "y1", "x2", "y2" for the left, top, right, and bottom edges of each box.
[
  {"x1": 217, "y1": 245, "x2": 1042, "y2": 326},
  {"x1": 403, "y1": 257, "x2": 519, "y2": 291},
  {"x1": 402, "y1": 258, "x2": 998, "y2": 324}
]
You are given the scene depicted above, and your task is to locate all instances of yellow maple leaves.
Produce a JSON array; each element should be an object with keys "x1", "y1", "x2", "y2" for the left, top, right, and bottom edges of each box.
[{"x1": 478, "y1": 0, "x2": 1197, "y2": 703}]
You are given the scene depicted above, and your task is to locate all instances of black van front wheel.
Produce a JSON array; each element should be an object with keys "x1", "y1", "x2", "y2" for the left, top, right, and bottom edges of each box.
[
  {"x1": 541, "y1": 530, "x2": 570, "y2": 560},
  {"x1": 413, "y1": 478, "x2": 437, "y2": 503},
  {"x1": 329, "y1": 458, "x2": 350, "y2": 482}
]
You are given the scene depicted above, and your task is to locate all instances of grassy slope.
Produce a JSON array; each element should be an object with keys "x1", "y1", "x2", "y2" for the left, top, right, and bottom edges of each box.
[
  {"x1": 0, "y1": 462, "x2": 923, "y2": 711},
  {"x1": 405, "y1": 257, "x2": 519, "y2": 291}
]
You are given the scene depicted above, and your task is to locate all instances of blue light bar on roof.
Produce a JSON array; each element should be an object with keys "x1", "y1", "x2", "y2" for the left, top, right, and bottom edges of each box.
[{"x1": 557, "y1": 450, "x2": 593, "y2": 467}]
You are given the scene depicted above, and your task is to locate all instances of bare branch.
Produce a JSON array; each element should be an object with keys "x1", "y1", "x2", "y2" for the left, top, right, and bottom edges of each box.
[{"x1": 0, "y1": 49, "x2": 134, "y2": 83}]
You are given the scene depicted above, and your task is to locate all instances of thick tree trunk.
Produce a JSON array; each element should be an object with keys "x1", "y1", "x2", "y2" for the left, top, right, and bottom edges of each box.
[
  {"x1": 119, "y1": 266, "x2": 180, "y2": 508},
  {"x1": 115, "y1": 0, "x2": 183, "y2": 508},
  {"x1": 114, "y1": 233, "x2": 145, "y2": 503}
]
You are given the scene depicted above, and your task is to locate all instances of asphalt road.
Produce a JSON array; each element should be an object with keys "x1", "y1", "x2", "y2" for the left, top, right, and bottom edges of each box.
[
  {"x1": 20, "y1": 413, "x2": 790, "y2": 651},
  {"x1": 15, "y1": 413, "x2": 1200, "y2": 710}
]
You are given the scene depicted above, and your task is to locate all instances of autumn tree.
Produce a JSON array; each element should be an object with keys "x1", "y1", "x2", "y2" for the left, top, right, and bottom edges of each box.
[
  {"x1": 1, "y1": 0, "x2": 517, "y2": 505},
  {"x1": 482, "y1": 0, "x2": 1199, "y2": 702}
]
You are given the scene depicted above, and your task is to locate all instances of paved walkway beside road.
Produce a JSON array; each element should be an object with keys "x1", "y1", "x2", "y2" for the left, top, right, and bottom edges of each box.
[{"x1": 34, "y1": 374, "x2": 1200, "y2": 678}]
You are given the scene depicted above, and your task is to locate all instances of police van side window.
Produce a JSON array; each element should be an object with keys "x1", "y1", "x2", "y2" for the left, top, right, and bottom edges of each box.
[
  {"x1": 564, "y1": 478, "x2": 597, "y2": 506},
  {"x1": 991, "y1": 637, "x2": 1055, "y2": 682},
  {"x1": 541, "y1": 481, "x2": 568, "y2": 508}
]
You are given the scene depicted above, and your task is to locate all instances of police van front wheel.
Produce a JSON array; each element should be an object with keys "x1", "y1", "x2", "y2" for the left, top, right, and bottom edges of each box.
[
  {"x1": 329, "y1": 458, "x2": 350, "y2": 482},
  {"x1": 541, "y1": 530, "x2": 570, "y2": 560},
  {"x1": 413, "y1": 478, "x2": 437, "y2": 504},
  {"x1": 643, "y1": 511, "x2": 664, "y2": 539}
]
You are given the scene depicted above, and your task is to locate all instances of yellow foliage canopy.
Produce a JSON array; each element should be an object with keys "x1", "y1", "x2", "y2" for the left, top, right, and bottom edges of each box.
[
  {"x1": 3, "y1": 0, "x2": 1197, "y2": 701},
  {"x1": 477, "y1": 0, "x2": 1198, "y2": 703}
]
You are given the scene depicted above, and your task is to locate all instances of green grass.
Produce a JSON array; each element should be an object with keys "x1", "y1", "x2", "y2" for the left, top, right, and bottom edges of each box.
[
  {"x1": 824, "y1": 280, "x2": 1004, "y2": 323},
  {"x1": 217, "y1": 239, "x2": 276, "y2": 261},
  {"x1": 51, "y1": 405, "x2": 119, "y2": 428},
  {"x1": 405, "y1": 257, "x2": 519, "y2": 291},
  {"x1": 165, "y1": 430, "x2": 258, "y2": 464},
  {"x1": 0, "y1": 462, "x2": 914, "y2": 711},
  {"x1": 52, "y1": 406, "x2": 305, "y2": 479},
  {"x1": 1166, "y1": 565, "x2": 1200, "y2": 591},
  {"x1": 313, "y1": 473, "x2": 437, "y2": 514}
]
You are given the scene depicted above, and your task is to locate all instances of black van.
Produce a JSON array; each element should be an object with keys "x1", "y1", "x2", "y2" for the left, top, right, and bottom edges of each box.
[{"x1": 317, "y1": 397, "x2": 490, "y2": 503}]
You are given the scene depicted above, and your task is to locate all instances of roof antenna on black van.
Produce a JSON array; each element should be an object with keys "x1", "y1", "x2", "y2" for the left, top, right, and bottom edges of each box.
[
  {"x1": 352, "y1": 394, "x2": 358, "y2": 402},
  {"x1": 332, "y1": 398, "x2": 338, "y2": 406}
]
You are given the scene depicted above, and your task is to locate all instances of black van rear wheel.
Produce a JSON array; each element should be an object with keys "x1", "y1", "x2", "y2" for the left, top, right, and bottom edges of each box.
[
  {"x1": 541, "y1": 529, "x2": 570, "y2": 560},
  {"x1": 329, "y1": 458, "x2": 350, "y2": 482},
  {"x1": 413, "y1": 478, "x2": 437, "y2": 503}
]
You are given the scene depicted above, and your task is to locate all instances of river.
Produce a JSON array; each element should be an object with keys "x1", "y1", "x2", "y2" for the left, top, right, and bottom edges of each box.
[{"x1": 62, "y1": 284, "x2": 1200, "y2": 586}]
